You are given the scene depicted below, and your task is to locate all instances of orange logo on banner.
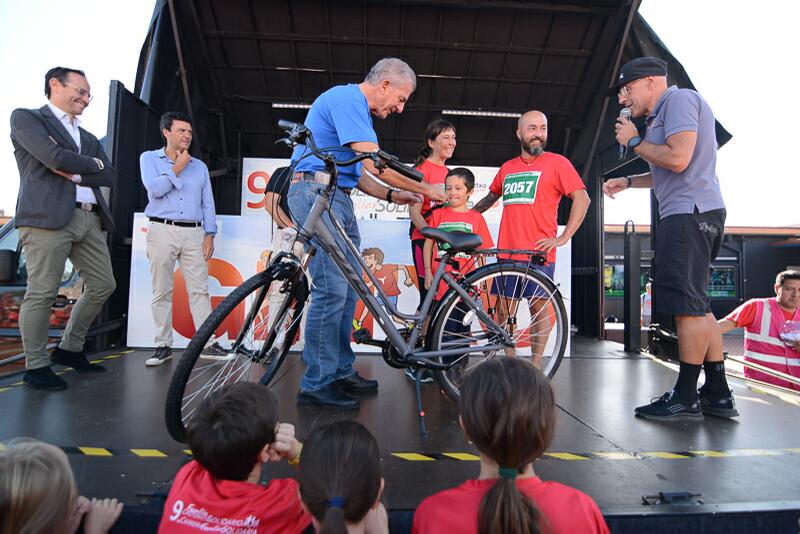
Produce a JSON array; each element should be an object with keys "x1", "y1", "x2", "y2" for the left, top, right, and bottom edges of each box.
[
  {"x1": 246, "y1": 170, "x2": 271, "y2": 210},
  {"x1": 173, "y1": 259, "x2": 245, "y2": 339}
]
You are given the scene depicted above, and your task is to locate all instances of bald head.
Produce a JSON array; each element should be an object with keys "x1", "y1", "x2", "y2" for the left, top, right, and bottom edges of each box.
[{"x1": 516, "y1": 110, "x2": 548, "y2": 156}]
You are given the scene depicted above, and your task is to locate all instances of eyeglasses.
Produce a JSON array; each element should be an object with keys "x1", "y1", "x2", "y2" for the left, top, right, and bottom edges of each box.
[
  {"x1": 61, "y1": 81, "x2": 93, "y2": 102},
  {"x1": 618, "y1": 78, "x2": 645, "y2": 98}
]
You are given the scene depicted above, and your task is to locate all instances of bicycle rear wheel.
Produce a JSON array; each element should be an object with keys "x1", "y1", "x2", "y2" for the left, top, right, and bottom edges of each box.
[
  {"x1": 164, "y1": 262, "x2": 307, "y2": 442},
  {"x1": 426, "y1": 262, "x2": 567, "y2": 401}
]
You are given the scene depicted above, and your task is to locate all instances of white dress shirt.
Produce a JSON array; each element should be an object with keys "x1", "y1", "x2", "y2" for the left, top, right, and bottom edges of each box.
[{"x1": 47, "y1": 101, "x2": 96, "y2": 204}]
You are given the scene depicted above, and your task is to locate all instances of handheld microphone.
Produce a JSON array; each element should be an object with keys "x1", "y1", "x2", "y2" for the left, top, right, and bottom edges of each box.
[{"x1": 618, "y1": 108, "x2": 632, "y2": 160}]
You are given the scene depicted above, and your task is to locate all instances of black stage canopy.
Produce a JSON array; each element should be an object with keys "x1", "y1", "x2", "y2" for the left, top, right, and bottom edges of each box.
[{"x1": 127, "y1": 0, "x2": 730, "y2": 336}]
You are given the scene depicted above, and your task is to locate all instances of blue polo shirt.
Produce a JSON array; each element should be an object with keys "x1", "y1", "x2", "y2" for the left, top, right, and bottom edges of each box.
[
  {"x1": 644, "y1": 86, "x2": 725, "y2": 219},
  {"x1": 290, "y1": 84, "x2": 378, "y2": 189}
]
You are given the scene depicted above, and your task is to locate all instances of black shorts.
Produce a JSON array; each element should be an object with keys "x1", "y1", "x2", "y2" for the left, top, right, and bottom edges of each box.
[{"x1": 654, "y1": 208, "x2": 725, "y2": 316}]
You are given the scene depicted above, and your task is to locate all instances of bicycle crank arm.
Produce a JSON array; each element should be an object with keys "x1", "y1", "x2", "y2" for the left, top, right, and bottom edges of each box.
[
  {"x1": 352, "y1": 327, "x2": 383, "y2": 347},
  {"x1": 404, "y1": 355, "x2": 451, "y2": 370}
]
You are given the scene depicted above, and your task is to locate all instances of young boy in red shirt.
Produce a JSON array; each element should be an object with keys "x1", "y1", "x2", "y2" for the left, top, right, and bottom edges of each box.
[
  {"x1": 422, "y1": 168, "x2": 494, "y2": 301},
  {"x1": 412, "y1": 358, "x2": 609, "y2": 534},
  {"x1": 158, "y1": 382, "x2": 312, "y2": 533}
]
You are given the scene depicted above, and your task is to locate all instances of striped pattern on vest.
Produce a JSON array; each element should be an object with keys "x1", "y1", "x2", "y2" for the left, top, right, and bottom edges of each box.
[{"x1": 742, "y1": 298, "x2": 800, "y2": 390}]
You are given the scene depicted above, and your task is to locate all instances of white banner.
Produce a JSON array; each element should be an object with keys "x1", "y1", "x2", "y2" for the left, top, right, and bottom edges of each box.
[
  {"x1": 239, "y1": 158, "x2": 504, "y2": 223},
  {"x1": 128, "y1": 216, "x2": 570, "y2": 356}
]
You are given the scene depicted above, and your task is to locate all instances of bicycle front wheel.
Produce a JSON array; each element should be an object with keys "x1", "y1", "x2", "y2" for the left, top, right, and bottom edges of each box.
[
  {"x1": 427, "y1": 262, "x2": 567, "y2": 401},
  {"x1": 165, "y1": 262, "x2": 308, "y2": 442}
]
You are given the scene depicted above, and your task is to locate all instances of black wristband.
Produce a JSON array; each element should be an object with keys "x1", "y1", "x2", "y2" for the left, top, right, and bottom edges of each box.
[
  {"x1": 386, "y1": 189, "x2": 394, "y2": 203},
  {"x1": 625, "y1": 176, "x2": 632, "y2": 188}
]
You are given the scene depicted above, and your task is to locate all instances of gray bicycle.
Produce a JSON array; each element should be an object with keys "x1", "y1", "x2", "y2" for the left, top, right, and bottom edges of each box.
[{"x1": 165, "y1": 121, "x2": 567, "y2": 442}]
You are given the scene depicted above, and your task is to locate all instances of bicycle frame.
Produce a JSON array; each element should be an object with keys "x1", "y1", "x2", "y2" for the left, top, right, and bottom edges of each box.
[{"x1": 288, "y1": 183, "x2": 513, "y2": 367}]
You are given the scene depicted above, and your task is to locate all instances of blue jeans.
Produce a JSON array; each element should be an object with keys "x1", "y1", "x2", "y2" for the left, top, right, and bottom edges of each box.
[{"x1": 287, "y1": 181, "x2": 360, "y2": 392}]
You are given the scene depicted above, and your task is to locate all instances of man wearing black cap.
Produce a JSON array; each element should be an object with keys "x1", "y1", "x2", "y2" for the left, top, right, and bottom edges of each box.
[{"x1": 603, "y1": 57, "x2": 737, "y2": 421}]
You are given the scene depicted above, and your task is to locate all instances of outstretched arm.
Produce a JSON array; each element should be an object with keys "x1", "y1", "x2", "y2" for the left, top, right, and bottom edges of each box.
[{"x1": 473, "y1": 191, "x2": 500, "y2": 213}]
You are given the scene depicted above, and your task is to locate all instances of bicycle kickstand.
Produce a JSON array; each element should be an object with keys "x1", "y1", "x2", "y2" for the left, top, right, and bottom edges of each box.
[{"x1": 413, "y1": 369, "x2": 428, "y2": 438}]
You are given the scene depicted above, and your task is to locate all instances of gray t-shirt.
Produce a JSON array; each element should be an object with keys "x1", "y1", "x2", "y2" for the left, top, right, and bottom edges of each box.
[{"x1": 645, "y1": 86, "x2": 725, "y2": 218}]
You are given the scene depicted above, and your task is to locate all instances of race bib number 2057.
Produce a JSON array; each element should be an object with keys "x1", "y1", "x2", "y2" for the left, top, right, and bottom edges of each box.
[{"x1": 502, "y1": 171, "x2": 541, "y2": 206}]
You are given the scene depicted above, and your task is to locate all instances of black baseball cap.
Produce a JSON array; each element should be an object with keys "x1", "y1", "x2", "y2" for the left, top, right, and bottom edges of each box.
[{"x1": 610, "y1": 57, "x2": 668, "y2": 94}]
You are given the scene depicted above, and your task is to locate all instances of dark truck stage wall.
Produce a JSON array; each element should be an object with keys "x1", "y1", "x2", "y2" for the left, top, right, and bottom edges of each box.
[{"x1": 99, "y1": 0, "x2": 728, "y2": 339}]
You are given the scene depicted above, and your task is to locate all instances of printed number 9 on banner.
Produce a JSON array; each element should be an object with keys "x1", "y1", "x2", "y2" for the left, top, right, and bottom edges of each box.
[{"x1": 246, "y1": 171, "x2": 270, "y2": 210}]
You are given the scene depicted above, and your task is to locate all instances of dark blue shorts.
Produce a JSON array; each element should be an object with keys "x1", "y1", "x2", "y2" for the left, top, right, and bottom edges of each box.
[{"x1": 490, "y1": 261, "x2": 555, "y2": 299}]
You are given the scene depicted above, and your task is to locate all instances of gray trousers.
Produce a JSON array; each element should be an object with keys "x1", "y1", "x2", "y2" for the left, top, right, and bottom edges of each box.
[{"x1": 19, "y1": 209, "x2": 116, "y2": 369}]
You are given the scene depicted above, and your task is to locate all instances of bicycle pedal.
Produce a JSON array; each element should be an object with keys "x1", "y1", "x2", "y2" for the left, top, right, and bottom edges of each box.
[{"x1": 353, "y1": 328, "x2": 375, "y2": 344}]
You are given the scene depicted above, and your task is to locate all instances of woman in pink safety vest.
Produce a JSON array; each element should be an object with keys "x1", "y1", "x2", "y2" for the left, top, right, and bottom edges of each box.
[{"x1": 719, "y1": 270, "x2": 800, "y2": 390}]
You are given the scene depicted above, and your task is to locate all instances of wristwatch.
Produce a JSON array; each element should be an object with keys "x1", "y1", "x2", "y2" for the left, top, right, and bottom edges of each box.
[
  {"x1": 627, "y1": 136, "x2": 643, "y2": 150},
  {"x1": 93, "y1": 157, "x2": 105, "y2": 171}
]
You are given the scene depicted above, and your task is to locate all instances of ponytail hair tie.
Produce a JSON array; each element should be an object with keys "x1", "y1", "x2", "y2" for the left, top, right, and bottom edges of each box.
[
  {"x1": 328, "y1": 496, "x2": 345, "y2": 508},
  {"x1": 498, "y1": 467, "x2": 518, "y2": 480}
]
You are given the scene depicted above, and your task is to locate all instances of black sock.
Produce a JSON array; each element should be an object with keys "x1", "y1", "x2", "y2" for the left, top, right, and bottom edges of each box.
[
  {"x1": 701, "y1": 361, "x2": 730, "y2": 395},
  {"x1": 674, "y1": 362, "x2": 702, "y2": 402}
]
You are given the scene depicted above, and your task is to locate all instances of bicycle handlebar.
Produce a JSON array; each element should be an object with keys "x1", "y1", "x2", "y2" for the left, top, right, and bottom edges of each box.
[{"x1": 278, "y1": 120, "x2": 423, "y2": 183}]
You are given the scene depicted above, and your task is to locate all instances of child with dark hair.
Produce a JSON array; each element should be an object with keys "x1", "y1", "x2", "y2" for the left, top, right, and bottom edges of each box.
[
  {"x1": 299, "y1": 420, "x2": 388, "y2": 534},
  {"x1": 412, "y1": 358, "x2": 608, "y2": 534},
  {"x1": 423, "y1": 167, "x2": 494, "y2": 300},
  {"x1": 158, "y1": 382, "x2": 311, "y2": 533}
]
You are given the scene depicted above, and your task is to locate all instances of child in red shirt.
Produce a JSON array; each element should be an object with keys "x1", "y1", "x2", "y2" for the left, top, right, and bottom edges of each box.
[
  {"x1": 412, "y1": 358, "x2": 609, "y2": 534},
  {"x1": 423, "y1": 168, "x2": 494, "y2": 301},
  {"x1": 158, "y1": 382, "x2": 311, "y2": 534},
  {"x1": 298, "y1": 420, "x2": 389, "y2": 533}
]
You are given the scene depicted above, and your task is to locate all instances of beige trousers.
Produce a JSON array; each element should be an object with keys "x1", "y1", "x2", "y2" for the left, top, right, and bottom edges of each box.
[
  {"x1": 267, "y1": 226, "x2": 307, "y2": 345},
  {"x1": 19, "y1": 209, "x2": 116, "y2": 369},
  {"x1": 146, "y1": 222, "x2": 212, "y2": 347}
]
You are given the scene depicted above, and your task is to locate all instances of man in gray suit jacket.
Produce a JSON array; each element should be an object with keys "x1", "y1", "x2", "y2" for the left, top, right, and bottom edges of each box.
[{"x1": 10, "y1": 66, "x2": 116, "y2": 390}]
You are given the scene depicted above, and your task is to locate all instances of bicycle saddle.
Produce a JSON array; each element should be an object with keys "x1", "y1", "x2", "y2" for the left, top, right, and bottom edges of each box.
[{"x1": 420, "y1": 228, "x2": 483, "y2": 252}]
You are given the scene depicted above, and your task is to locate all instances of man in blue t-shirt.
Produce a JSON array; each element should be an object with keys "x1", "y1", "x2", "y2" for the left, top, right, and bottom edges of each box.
[
  {"x1": 604, "y1": 57, "x2": 736, "y2": 422},
  {"x1": 287, "y1": 58, "x2": 446, "y2": 409}
]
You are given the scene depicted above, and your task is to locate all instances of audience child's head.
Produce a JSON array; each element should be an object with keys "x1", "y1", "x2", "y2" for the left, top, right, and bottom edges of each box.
[
  {"x1": 445, "y1": 167, "x2": 476, "y2": 209},
  {"x1": 460, "y1": 358, "x2": 556, "y2": 534},
  {"x1": 299, "y1": 421, "x2": 383, "y2": 534},
  {"x1": 188, "y1": 382, "x2": 279, "y2": 481},
  {"x1": 0, "y1": 439, "x2": 78, "y2": 534}
]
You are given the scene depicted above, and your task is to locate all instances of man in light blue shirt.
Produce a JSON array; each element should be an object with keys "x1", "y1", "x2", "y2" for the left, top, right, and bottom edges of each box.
[{"x1": 139, "y1": 112, "x2": 226, "y2": 366}]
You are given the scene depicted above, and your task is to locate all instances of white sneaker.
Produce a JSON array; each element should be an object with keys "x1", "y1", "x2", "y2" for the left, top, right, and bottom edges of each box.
[{"x1": 146, "y1": 346, "x2": 172, "y2": 366}]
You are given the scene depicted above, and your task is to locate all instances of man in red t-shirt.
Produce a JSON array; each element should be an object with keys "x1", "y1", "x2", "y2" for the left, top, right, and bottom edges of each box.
[{"x1": 474, "y1": 110, "x2": 590, "y2": 363}]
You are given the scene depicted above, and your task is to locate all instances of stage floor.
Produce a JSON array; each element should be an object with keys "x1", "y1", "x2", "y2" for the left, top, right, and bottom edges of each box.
[{"x1": 2, "y1": 336, "x2": 799, "y2": 517}]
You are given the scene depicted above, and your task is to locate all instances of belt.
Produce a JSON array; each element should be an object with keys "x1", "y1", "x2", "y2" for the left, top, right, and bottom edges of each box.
[
  {"x1": 148, "y1": 217, "x2": 202, "y2": 228},
  {"x1": 292, "y1": 171, "x2": 353, "y2": 195},
  {"x1": 75, "y1": 202, "x2": 98, "y2": 212}
]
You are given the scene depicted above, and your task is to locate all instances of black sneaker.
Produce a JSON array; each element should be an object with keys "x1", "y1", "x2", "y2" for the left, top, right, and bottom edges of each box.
[
  {"x1": 51, "y1": 346, "x2": 106, "y2": 373},
  {"x1": 145, "y1": 346, "x2": 172, "y2": 367},
  {"x1": 404, "y1": 367, "x2": 434, "y2": 384},
  {"x1": 23, "y1": 366, "x2": 68, "y2": 390},
  {"x1": 634, "y1": 390, "x2": 703, "y2": 421},
  {"x1": 200, "y1": 342, "x2": 234, "y2": 361},
  {"x1": 699, "y1": 387, "x2": 740, "y2": 418}
]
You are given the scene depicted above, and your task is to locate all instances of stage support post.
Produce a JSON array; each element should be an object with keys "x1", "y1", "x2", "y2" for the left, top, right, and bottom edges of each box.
[{"x1": 623, "y1": 220, "x2": 641, "y2": 352}]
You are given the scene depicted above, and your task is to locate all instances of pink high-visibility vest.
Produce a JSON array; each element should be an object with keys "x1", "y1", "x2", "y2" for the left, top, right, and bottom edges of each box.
[{"x1": 743, "y1": 298, "x2": 800, "y2": 391}]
